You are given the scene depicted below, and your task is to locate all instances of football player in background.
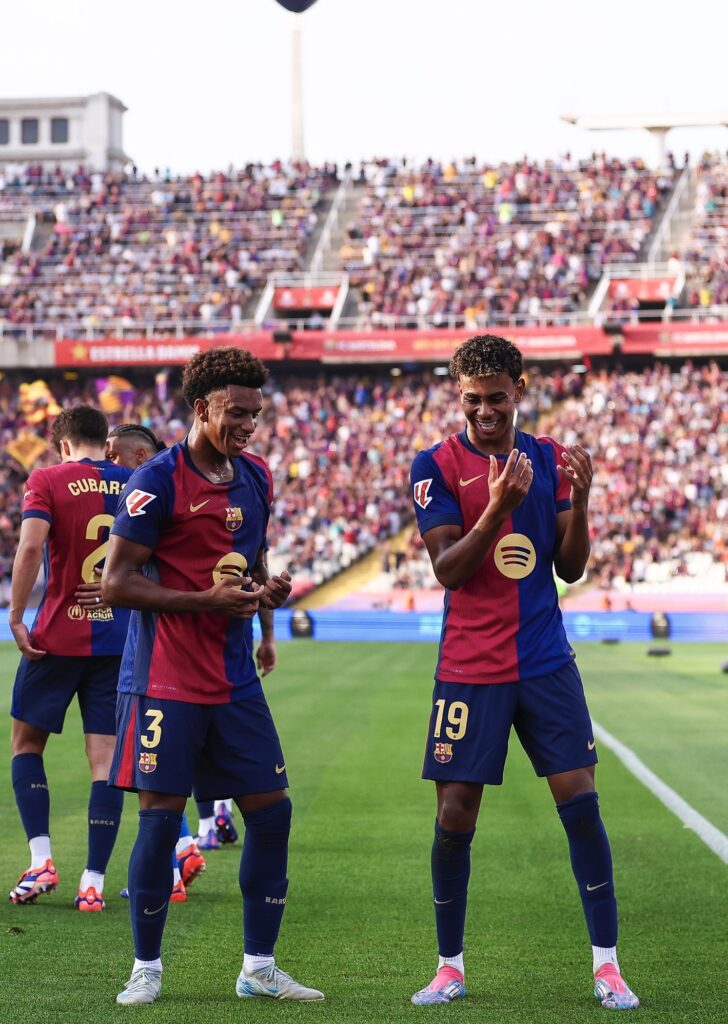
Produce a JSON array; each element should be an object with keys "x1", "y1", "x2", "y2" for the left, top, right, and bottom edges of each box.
[
  {"x1": 104, "y1": 347, "x2": 322, "y2": 1005},
  {"x1": 409, "y1": 335, "x2": 638, "y2": 1011},
  {"x1": 8, "y1": 405, "x2": 132, "y2": 912}
]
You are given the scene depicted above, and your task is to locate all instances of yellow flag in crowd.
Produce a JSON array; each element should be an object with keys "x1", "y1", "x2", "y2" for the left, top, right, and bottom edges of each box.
[{"x1": 6, "y1": 431, "x2": 49, "y2": 471}]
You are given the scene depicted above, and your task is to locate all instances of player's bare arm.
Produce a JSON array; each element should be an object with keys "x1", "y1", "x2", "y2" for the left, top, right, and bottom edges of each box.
[
  {"x1": 554, "y1": 444, "x2": 592, "y2": 583},
  {"x1": 102, "y1": 534, "x2": 264, "y2": 618},
  {"x1": 423, "y1": 449, "x2": 533, "y2": 590},
  {"x1": 9, "y1": 517, "x2": 49, "y2": 659}
]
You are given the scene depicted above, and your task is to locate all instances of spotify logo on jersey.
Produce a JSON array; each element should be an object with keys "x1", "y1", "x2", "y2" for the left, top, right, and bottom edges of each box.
[
  {"x1": 494, "y1": 533, "x2": 536, "y2": 579},
  {"x1": 212, "y1": 551, "x2": 249, "y2": 585}
]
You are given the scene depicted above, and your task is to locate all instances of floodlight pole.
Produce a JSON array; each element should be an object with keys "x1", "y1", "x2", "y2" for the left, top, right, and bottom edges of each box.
[{"x1": 291, "y1": 14, "x2": 304, "y2": 161}]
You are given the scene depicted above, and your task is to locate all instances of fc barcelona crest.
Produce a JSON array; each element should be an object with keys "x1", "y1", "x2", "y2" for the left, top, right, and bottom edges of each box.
[
  {"x1": 138, "y1": 751, "x2": 158, "y2": 774},
  {"x1": 225, "y1": 506, "x2": 244, "y2": 531},
  {"x1": 434, "y1": 742, "x2": 453, "y2": 764}
]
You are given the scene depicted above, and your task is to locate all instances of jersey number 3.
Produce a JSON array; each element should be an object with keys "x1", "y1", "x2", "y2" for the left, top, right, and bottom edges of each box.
[{"x1": 141, "y1": 710, "x2": 164, "y2": 749}]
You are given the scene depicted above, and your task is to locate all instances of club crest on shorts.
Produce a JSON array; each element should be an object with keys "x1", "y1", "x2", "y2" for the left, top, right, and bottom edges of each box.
[
  {"x1": 434, "y1": 742, "x2": 453, "y2": 764},
  {"x1": 225, "y1": 506, "x2": 244, "y2": 531},
  {"x1": 138, "y1": 751, "x2": 158, "y2": 774}
]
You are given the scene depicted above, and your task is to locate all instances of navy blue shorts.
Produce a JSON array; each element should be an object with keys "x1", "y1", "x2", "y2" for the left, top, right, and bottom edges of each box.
[
  {"x1": 422, "y1": 660, "x2": 597, "y2": 785},
  {"x1": 10, "y1": 654, "x2": 120, "y2": 735},
  {"x1": 109, "y1": 691, "x2": 289, "y2": 798}
]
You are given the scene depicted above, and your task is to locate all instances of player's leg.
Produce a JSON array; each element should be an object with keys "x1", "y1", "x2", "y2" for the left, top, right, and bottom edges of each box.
[
  {"x1": 9, "y1": 718, "x2": 57, "y2": 903},
  {"x1": 108, "y1": 693, "x2": 199, "y2": 1005},
  {"x1": 202, "y1": 695, "x2": 323, "y2": 1000},
  {"x1": 550, "y1": 769, "x2": 638, "y2": 1009},
  {"x1": 175, "y1": 810, "x2": 206, "y2": 888},
  {"x1": 516, "y1": 662, "x2": 639, "y2": 1010},
  {"x1": 194, "y1": 796, "x2": 220, "y2": 849},
  {"x1": 78, "y1": 732, "x2": 123, "y2": 910},
  {"x1": 215, "y1": 797, "x2": 239, "y2": 844},
  {"x1": 76, "y1": 656, "x2": 125, "y2": 911},
  {"x1": 8, "y1": 654, "x2": 77, "y2": 904},
  {"x1": 413, "y1": 680, "x2": 514, "y2": 1005}
]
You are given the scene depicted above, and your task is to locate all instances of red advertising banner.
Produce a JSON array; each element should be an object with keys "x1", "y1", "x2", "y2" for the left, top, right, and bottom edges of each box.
[
  {"x1": 54, "y1": 336, "x2": 282, "y2": 366},
  {"x1": 273, "y1": 286, "x2": 338, "y2": 310},
  {"x1": 54, "y1": 326, "x2": 615, "y2": 367},
  {"x1": 287, "y1": 327, "x2": 612, "y2": 362},
  {"x1": 608, "y1": 278, "x2": 676, "y2": 302},
  {"x1": 621, "y1": 322, "x2": 728, "y2": 354}
]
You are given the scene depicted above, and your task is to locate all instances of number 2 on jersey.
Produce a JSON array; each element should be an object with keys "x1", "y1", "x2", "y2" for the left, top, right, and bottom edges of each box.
[
  {"x1": 80, "y1": 513, "x2": 115, "y2": 582},
  {"x1": 433, "y1": 699, "x2": 469, "y2": 740}
]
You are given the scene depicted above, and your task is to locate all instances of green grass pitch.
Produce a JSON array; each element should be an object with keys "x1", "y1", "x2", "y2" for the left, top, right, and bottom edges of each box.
[{"x1": 1, "y1": 641, "x2": 727, "y2": 1023}]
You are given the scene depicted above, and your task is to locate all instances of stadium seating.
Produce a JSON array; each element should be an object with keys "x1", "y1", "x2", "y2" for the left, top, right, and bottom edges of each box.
[
  {"x1": 682, "y1": 153, "x2": 728, "y2": 311},
  {"x1": 339, "y1": 155, "x2": 673, "y2": 328},
  {"x1": 0, "y1": 163, "x2": 339, "y2": 337}
]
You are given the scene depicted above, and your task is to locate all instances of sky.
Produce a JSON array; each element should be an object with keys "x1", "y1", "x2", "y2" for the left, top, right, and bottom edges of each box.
[{"x1": 2, "y1": 0, "x2": 727, "y2": 174}]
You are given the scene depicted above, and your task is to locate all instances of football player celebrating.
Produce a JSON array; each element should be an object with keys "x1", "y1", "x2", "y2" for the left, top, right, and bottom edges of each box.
[
  {"x1": 409, "y1": 335, "x2": 638, "y2": 1011},
  {"x1": 104, "y1": 347, "x2": 322, "y2": 1006}
]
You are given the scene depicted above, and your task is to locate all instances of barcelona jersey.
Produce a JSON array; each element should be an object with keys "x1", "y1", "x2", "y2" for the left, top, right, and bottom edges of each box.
[
  {"x1": 111, "y1": 440, "x2": 272, "y2": 704},
  {"x1": 410, "y1": 429, "x2": 573, "y2": 685},
  {"x1": 21, "y1": 459, "x2": 133, "y2": 656}
]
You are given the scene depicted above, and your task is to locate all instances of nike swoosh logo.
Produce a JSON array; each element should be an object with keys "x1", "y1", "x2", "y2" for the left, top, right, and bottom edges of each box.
[
  {"x1": 587, "y1": 740, "x2": 596, "y2": 751},
  {"x1": 275, "y1": 764, "x2": 286, "y2": 774},
  {"x1": 434, "y1": 898, "x2": 453, "y2": 905},
  {"x1": 586, "y1": 881, "x2": 609, "y2": 892},
  {"x1": 459, "y1": 474, "x2": 486, "y2": 487},
  {"x1": 189, "y1": 499, "x2": 210, "y2": 513},
  {"x1": 143, "y1": 902, "x2": 168, "y2": 915}
]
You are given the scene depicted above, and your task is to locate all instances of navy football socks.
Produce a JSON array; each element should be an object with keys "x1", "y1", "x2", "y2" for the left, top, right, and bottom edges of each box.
[
  {"x1": 432, "y1": 818, "x2": 475, "y2": 958},
  {"x1": 86, "y1": 780, "x2": 123, "y2": 873},
  {"x1": 12, "y1": 753, "x2": 50, "y2": 840},
  {"x1": 240, "y1": 798, "x2": 292, "y2": 955},
  {"x1": 557, "y1": 791, "x2": 618, "y2": 947},
  {"x1": 196, "y1": 799, "x2": 215, "y2": 818},
  {"x1": 128, "y1": 809, "x2": 182, "y2": 961}
]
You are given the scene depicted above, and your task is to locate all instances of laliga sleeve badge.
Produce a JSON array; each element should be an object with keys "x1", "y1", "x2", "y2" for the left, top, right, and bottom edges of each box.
[
  {"x1": 413, "y1": 479, "x2": 433, "y2": 509},
  {"x1": 434, "y1": 742, "x2": 453, "y2": 764}
]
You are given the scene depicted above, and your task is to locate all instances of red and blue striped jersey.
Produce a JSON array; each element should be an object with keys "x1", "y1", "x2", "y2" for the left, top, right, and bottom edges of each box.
[
  {"x1": 21, "y1": 459, "x2": 133, "y2": 656},
  {"x1": 111, "y1": 440, "x2": 273, "y2": 704},
  {"x1": 410, "y1": 429, "x2": 573, "y2": 685}
]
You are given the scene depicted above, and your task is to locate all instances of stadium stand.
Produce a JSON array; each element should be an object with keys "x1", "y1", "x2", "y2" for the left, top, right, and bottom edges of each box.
[
  {"x1": 9, "y1": 360, "x2": 728, "y2": 609},
  {"x1": 0, "y1": 162, "x2": 339, "y2": 337},
  {"x1": 339, "y1": 155, "x2": 673, "y2": 328},
  {"x1": 682, "y1": 153, "x2": 728, "y2": 311},
  {"x1": 0, "y1": 366, "x2": 569, "y2": 603}
]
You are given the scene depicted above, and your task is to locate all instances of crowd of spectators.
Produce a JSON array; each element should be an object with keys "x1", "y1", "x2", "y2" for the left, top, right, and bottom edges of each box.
[
  {"x1": 339, "y1": 154, "x2": 673, "y2": 328},
  {"x1": 0, "y1": 162, "x2": 339, "y2": 337},
  {"x1": 538, "y1": 361, "x2": 728, "y2": 590},
  {"x1": 0, "y1": 365, "x2": 565, "y2": 602},
  {"x1": 682, "y1": 153, "x2": 728, "y2": 311}
]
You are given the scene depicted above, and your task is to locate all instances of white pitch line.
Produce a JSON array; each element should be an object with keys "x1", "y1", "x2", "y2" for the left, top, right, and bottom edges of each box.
[{"x1": 592, "y1": 719, "x2": 728, "y2": 865}]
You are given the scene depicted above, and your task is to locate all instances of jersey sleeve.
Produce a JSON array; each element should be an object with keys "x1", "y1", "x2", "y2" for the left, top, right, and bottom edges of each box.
[
  {"x1": 540, "y1": 437, "x2": 572, "y2": 512},
  {"x1": 111, "y1": 460, "x2": 175, "y2": 550},
  {"x1": 22, "y1": 468, "x2": 54, "y2": 523},
  {"x1": 410, "y1": 450, "x2": 463, "y2": 535}
]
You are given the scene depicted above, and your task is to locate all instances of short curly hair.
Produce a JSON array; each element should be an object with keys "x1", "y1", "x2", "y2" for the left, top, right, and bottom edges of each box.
[
  {"x1": 52, "y1": 404, "x2": 108, "y2": 452},
  {"x1": 181, "y1": 347, "x2": 270, "y2": 407},
  {"x1": 449, "y1": 334, "x2": 523, "y2": 383}
]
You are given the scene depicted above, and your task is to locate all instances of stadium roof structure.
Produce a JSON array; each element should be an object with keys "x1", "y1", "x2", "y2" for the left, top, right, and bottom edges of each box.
[{"x1": 561, "y1": 112, "x2": 728, "y2": 166}]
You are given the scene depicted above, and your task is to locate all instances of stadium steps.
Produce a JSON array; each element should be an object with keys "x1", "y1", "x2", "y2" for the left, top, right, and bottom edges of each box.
[
  {"x1": 294, "y1": 521, "x2": 415, "y2": 610},
  {"x1": 319, "y1": 185, "x2": 363, "y2": 273}
]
